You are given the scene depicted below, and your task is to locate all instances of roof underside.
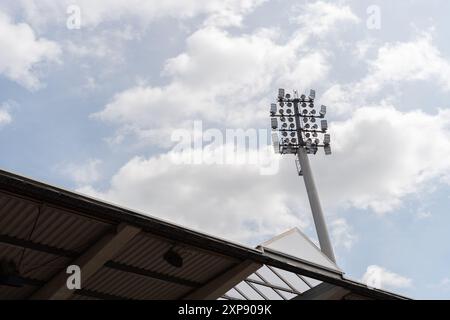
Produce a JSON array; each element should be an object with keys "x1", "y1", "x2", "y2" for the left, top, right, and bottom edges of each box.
[{"x1": 0, "y1": 169, "x2": 408, "y2": 300}]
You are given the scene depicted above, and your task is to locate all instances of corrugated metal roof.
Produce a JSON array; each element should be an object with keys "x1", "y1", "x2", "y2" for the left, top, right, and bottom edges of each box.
[
  {"x1": 0, "y1": 243, "x2": 70, "y2": 282},
  {"x1": 112, "y1": 233, "x2": 239, "y2": 284},
  {"x1": 69, "y1": 293, "x2": 100, "y2": 300},
  {"x1": 0, "y1": 194, "x2": 38, "y2": 238},
  {"x1": 84, "y1": 267, "x2": 192, "y2": 300},
  {"x1": 0, "y1": 284, "x2": 36, "y2": 300},
  {"x1": 0, "y1": 190, "x2": 237, "y2": 300},
  {"x1": 0, "y1": 169, "x2": 409, "y2": 300},
  {"x1": 0, "y1": 192, "x2": 112, "y2": 252}
]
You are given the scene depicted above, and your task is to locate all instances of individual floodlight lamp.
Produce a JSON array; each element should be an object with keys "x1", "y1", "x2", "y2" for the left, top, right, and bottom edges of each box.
[
  {"x1": 321, "y1": 119, "x2": 328, "y2": 132},
  {"x1": 270, "y1": 103, "x2": 277, "y2": 116},
  {"x1": 269, "y1": 88, "x2": 336, "y2": 263},
  {"x1": 272, "y1": 132, "x2": 279, "y2": 152},
  {"x1": 320, "y1": 105, "x2": 327, "y2": 118},
  {"x1": 271, "y1": 118, "x2": 278, "y2": 129}
]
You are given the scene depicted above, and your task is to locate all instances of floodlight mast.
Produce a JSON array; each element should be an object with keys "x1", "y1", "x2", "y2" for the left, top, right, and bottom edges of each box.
[
  {"x1": 296, "y1": 147, "x2": 336, "y2": 263},
  {"x1": 270, "y1": 89, "x2": 336, "y2": 263}
]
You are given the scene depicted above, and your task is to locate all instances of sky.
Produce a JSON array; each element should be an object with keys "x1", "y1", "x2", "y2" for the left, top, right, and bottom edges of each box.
[{"x1": 0, "y1": 0, "x2": 450, "y2": 299}]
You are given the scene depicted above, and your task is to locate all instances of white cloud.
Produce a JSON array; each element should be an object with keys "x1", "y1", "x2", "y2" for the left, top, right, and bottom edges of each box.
[
  {"x1": 291, "y1": 1, "x2": 360, "y2": 36},
  {"x1": 415, "y1": 210, "x2": 432, "y2": 220},
  {"x1": 81, "y1": 102, "x2": 450, "y2": 245},
  {"x1": 93, "y1": 27, "x2": 330, "y2": 147},
  {"x1": 59, "y1": 159, "x2": 103, "y2": 186},
  {"x1": 64, "y1": 28, "x2": 137, "y2": 62},
  {"x1": 330, "y1": 218, "x2": 357, "y2": 250},
  {"x1": 13, "y1": 0, "x2": 265, "y2": 28},
  {"x1": 352, "y1": 38, "x2": 376, "y2": 60},
  {"x1": 0, "y1": 103, "x2": 12, "y2": 126},
  {"x1": 362, "y1": 265, "x2": 412, "y2": 290},
  {"x1": 0, "y1": 11, "x2": 60, "y2": 90},
  {"x1": 88, "y1": 102, "x2": 450, "y2": 248},
  {"x1": 202, "y1": 0, "x2": 267, "y2": 27},
  {"x1": 365, "y1": 32, "x2": 450, "y2": 92},
  {"x1": 77, "y1": 148, "x2": 309, "y2": 244},
  {"x1": 92, "y1": 2, "x2": 362, "y2": 146},
  {"x1": 316, "y1": 105, "x2": 450, "y2": 214},
  {"x1": 322, "y1": 33, "x2": 450, "y2": 115},
  {"x1": 79, "y1": 2, "x2": 450, "y2": 242}
]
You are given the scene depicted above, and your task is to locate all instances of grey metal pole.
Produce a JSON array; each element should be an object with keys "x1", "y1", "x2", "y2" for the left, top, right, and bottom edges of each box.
[
  {"x1": 292, "y1": 100, "x2": 336, "y2": 262},
  {"x1": 297, "y1": 146, "x2": 336, "y2": 263}
]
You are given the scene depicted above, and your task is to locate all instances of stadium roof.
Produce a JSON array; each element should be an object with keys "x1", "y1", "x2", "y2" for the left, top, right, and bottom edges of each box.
[{"x1": 0, "y1": 169, "x2": 409, "y2": 300}]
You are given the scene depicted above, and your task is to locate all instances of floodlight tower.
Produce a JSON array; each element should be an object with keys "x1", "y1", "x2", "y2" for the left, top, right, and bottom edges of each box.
[{"x1": 270, "y1": 88, "x2": 336, "y2": 263}]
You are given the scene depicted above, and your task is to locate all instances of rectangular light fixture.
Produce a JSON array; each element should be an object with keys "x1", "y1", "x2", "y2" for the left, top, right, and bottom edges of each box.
[
  {"x1": 270, "y1": 103, "x2": 277, "y2": 115},
  {"x1": 272, "y1": 132, "x2": 279, "y2": 152},
  {"x1": 321, "y1": 119, "x2": 328, "y2": 131},
  {"x1": 320, "y1": 105, "x2": 327, "y2": 117},
  {"x1": 278, "y1": 88, "x2": 285, "y2": 99},
  {"x1": 324, "y1": 144, "x2": 332, "y2": 155},
  {"x1": 324, "y1": 133, "x2": 330, "y2": 145},
  {"x1": 271, "y1": 118, "x2": 278, "y2": 129},
  {"x1": 309, "y1": 89, "x2": 316, "y2": 100}
]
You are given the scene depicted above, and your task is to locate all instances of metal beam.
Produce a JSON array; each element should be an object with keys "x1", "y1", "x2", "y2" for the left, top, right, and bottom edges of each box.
[
  {"x1": 293, "y1": 282, "x2": 350, "y2": 300},
  {"x1": 260, "y1": 247, "x2": 343, "y2": 279},
  {"x1": 182, "y1": 260, "x2": 262, "y2": 300},
  {"x1": 244, "y1": 280, "x2": 268, "y2": 300},
  {"x1": 18, "y1": 277, "x2": 45, "y2": 287},
  {"x1": 246, "y1": 278, "x2": 301, "y2": 296},
  {"x1": 0, "y1": 234, "x2": 77, "y2": 257},
  {"x1": 104, "y1": 261, "x2": 201, "y2": 288},
  {"x1": 74, "y1": 289, "x2": 128, "y2": 300},
  {"x1": 29, "y1": 223, "x2": 140, "y2": 300}
]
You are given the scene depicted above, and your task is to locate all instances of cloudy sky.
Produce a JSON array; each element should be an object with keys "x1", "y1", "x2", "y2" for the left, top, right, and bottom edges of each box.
[{"x1": 1, "y1": 0, "x2": 450, "y2": 299}]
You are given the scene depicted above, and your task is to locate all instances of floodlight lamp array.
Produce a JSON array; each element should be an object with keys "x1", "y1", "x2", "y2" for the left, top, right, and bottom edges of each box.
[{"x1": 271, "y1": 88, "x2": 331, "y2": 155}]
